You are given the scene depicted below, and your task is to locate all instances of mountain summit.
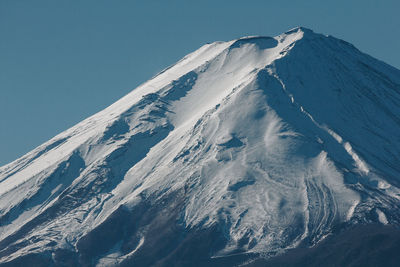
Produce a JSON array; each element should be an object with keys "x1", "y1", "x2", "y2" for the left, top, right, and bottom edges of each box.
[{"x1": 1, "y1": 27, "x2": 400, "y2": 266}]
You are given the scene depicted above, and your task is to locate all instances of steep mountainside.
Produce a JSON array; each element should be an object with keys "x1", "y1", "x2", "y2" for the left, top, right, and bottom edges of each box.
[{"x1": 1, "y1": 27, "x2": 400, "y2": 266}]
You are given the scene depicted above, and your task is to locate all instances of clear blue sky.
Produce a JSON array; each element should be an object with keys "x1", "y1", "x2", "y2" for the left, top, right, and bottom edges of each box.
[{"x1": 1, "y1": 0, "x2": 399, "y2": 166}]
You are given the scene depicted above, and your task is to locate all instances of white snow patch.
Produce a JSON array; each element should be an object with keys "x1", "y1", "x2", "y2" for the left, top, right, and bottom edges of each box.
[
  {"x1": 346, "y1": 200, "x2": 360, "y2": 221},
  {"x1": 376, "y1": 209, "x2": 388, "y2": 225}
]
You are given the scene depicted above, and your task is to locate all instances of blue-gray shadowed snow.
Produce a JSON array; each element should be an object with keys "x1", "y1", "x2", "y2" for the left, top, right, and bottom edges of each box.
[{"x1": 1, "y1": 27, "x2": 400, "y2": 266}]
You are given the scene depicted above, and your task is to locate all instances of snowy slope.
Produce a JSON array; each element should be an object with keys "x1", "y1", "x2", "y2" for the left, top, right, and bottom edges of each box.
[{"x1": 1, "y1": 27, "x2": 400, "y2": 266}]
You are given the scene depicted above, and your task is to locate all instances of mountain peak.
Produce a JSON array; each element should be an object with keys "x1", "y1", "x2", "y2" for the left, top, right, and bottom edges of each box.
[
  {"x1": 228, "y1": 27, "x2": 322, "y2": 53},
  {"x1": 286, "y1": 26, "x2": 315, "y2": 34}
]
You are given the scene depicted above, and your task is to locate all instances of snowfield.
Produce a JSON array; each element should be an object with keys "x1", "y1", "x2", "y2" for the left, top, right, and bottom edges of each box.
[{"x1": 1, "y1": 27, "x2": 400, "y2": 266}]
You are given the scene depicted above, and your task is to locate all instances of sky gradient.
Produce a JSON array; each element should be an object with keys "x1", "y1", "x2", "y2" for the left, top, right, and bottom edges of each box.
[{"x1": 1, "y1": 0, "x2": 399, "y2": 165}]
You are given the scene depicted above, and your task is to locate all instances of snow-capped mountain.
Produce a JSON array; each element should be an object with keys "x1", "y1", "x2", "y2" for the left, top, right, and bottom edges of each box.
[{"x1": 1, "y1": 27, "x2": 400, "y2": 266}]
